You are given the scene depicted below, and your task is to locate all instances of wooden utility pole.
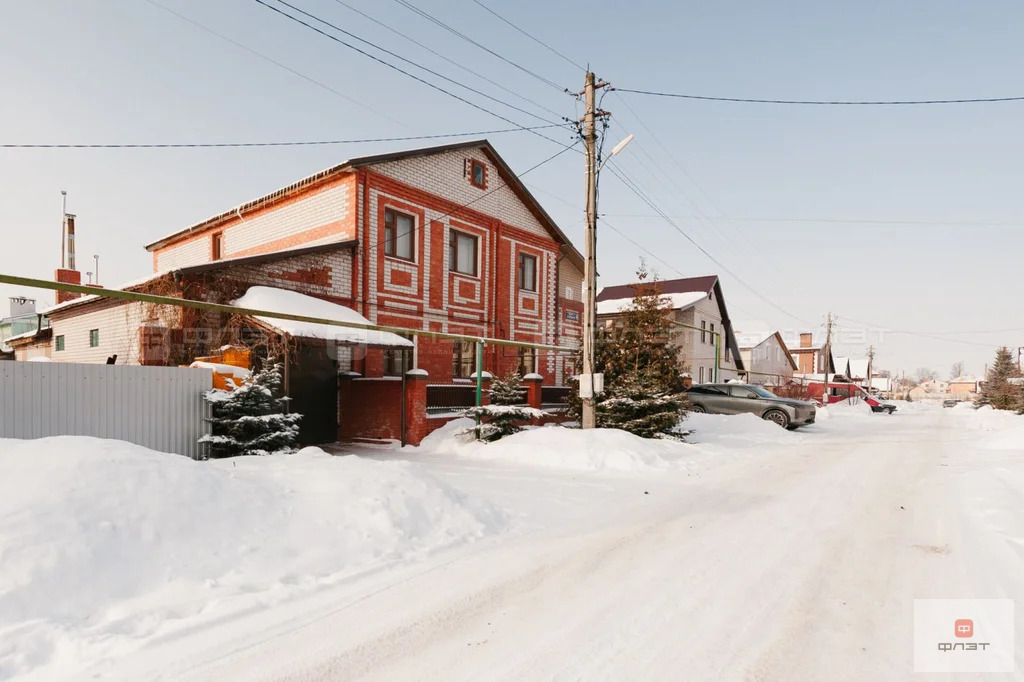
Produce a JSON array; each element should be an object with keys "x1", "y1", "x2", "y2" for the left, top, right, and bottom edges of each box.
[
  {"x1": 867, "y1": 344, "x2": 875, "y2": 391},
  {"x1": 822, "y1": 312, "x2": 834, "y2": 403},
  {"x1": 580, "y1": 71, "x2": 609, "y2": 429}
]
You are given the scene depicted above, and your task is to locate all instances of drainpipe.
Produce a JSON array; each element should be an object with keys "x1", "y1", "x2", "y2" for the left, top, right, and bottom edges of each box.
[
  {"x1": 475, "y1": 339, "x2": 484, "y2": 438},
  {"x1": 400, "y1": 347, "x2": 407, "y2": 446}
]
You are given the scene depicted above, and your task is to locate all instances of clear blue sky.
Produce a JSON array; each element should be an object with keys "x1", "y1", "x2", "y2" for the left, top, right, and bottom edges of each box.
[{"x1": 3, "y1": 0, "x2": 1023, "y2": 377}]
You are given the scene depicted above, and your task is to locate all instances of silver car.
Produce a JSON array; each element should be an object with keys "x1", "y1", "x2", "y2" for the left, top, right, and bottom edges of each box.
[{"x1": 685, "y1": 383, "x2": 817, "y2": 429}]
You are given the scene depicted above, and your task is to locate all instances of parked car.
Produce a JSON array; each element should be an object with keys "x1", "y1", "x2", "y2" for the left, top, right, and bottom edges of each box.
[
  {"x1": 685, "y1": 383, "x2": 817, "y2": 429},
  {"x1": 943, "y1": 399, "x2": 960, "y2": 408},
  {"x1": 864, "y1": 394, "x2": 897, "y2": 414}
]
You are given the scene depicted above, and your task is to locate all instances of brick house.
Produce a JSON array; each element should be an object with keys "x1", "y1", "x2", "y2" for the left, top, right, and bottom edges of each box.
[
  {"x1": 790, "y1": 332, "x2": 836, "y2": 375},
  {"x1": 595, "y1": 275, "x2": 744, "y2": 383},
  {"x1": 39, "y1": 140, "x2": 584, "y2": 444}
]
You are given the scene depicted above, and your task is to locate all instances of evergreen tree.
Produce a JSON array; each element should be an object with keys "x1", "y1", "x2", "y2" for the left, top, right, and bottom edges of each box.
[
  {"x1": 463, "y1": 371, "x2": 544, "y2": 441},
  {"x1": 976, "y1": 346, "x2": 1024, "y2": 411},
  {"x1": 199, "y1": 361, "x2": 302, "y2": 458},
  {"x1": 567, "y1": 264, "x2": 688, "y2": 438}
]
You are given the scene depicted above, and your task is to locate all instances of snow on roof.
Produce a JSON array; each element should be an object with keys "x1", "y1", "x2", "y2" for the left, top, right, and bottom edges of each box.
[
  {"x1": 848, "y1": 358, "x2": 869, "y2": 378},
  {"x1": 4, "y1": 328, "x2": 42, "y2": 343},
  {"x1": 596, "y1": 291, "x2": 707, "y2": 315},
  {"x1": 232, "y1": 286, "x2": 413, "y2": 348}
]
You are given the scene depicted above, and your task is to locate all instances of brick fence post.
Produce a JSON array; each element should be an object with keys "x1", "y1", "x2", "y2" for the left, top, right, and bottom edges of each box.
[
  {"x1": 523, "y1": 372, "x2": 544, "y2": 410},
  {"x1": 471, "y1": 371, "x2": 493, "y2": 405},
  {"x1": 404, "y1": 368, "x2": 430, "y2": 445}
]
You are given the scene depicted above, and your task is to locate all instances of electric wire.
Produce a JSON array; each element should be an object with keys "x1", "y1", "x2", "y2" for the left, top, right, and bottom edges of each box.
[
  {"x1": 469, "y1": 0, "x2": 586, "y2": 72},
  {"x1": 613, "y1": 88, "x2": 1024, "y2": 106}
]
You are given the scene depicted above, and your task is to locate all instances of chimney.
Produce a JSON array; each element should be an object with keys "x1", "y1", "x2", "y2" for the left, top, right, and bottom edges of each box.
[
  {"x1": 54, "y1": 267, "x2": 82, "y2": 305},
  {"x1": 800, "y1": 332, "x2": 813, "y2": 348}
]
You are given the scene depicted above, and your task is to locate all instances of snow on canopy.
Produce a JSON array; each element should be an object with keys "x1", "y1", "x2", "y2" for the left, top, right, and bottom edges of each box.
[{"x1": 232, "y1": 286, "x2": 413, "y2": 348}]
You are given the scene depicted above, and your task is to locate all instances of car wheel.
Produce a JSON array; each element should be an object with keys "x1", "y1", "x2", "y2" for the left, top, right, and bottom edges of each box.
[
  {"x1": 689, "y1": 405, "x2": 706, "y2": 414},
  {"x1": 886, "y1": 407, "x2": 895, "y2": 414},
  {"x1": 763, "y1": 409, "x2": 790, "y2": 428}
]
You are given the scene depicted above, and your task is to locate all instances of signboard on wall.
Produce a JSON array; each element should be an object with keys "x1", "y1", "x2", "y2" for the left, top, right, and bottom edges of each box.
[{"x1": 565, "y1": 309, "x2": 580, "y2": 322}]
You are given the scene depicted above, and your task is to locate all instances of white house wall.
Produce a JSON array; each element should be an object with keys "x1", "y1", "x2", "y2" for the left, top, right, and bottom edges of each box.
[{"x1": 49, "y1": 300, "x2": 179, "y2": 366}]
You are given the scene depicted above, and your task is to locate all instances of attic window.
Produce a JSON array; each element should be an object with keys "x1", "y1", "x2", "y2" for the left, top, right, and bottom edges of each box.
[
  {"x1": 469, "y1": 160, "x2": 487, "y2": 189},
  {"x1": 212, "y1": 232, "x2": 223, "y2": 261}
]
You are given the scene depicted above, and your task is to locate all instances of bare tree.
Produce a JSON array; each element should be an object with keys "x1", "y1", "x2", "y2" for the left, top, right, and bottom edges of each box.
[
  {"x1": 915, "y1": 367, "x2": 939, "y2": 383},
  {"x1": 950, "y1": 361, "x2": 965, "y2": 380}
]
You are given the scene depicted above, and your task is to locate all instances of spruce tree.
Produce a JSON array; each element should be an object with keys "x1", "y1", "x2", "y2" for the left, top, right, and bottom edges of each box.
[
  {"x1": 976, "y1": 346, "x2": 1024, "y2": 411},
  {"x1": 199, "y1": 361, "x2": 302, "y2": 458},
  {"x1": 567, "y1": 264, "x2": 688, "y2": 438},
  {"x1": 463, "y1": 371, "x2": 544, "y2": 441}
]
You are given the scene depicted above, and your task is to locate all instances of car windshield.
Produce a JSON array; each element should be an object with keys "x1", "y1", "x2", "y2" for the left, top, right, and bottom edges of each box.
[{"x1": 748, "y1": 386, "x2": 780, "y2": 399}]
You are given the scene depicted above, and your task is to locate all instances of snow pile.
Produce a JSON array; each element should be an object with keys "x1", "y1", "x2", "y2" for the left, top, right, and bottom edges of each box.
[
  {"x1": 232, "y1": 286, "x2": 413, "y2": 348},
  {"x1": 417, "y1": 419, "x2": 700, "y2": 473},
  {"x1": 0, "y1": 437, "x2": 504, "y2": 679},
  {"x1": 684, "y1": 412, "x2": 799, "y2": 446}
]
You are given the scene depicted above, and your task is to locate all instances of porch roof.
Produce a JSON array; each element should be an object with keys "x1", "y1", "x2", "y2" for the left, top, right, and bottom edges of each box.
[{"x1": 231, "y1": 286, "x2": 413, "y2": 349}]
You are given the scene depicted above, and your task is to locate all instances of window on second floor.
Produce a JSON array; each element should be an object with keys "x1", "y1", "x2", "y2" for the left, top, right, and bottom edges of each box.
[
  {"x1": 384, "y1": 208, "x2": 415, "y2": 261},
  {"x1": 55, "y1": 335, "x2": 65, "y2": 352},
  {"x1": 449, "y1": 230, "x2": 478, "y2": 276},
  {"x1": 700, "y1": 320, "x2": 706, "y2": 343},
  {"x1": 518, "y1": 253, "x2": 537, "y2": 292},
  {"x1": 453, "y1": 339, "x2": 476, "y2": 379},
  {"x1": 709, "y1": 322, "x2": 716, "y2": 344},
  {"x1": 89, "y1": 329, "x2": 99, "y2": 348}
]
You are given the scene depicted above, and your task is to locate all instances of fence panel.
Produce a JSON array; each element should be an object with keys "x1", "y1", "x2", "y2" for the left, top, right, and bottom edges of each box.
[
  {"x1": 0, "y1": 362, "x2": 212, "y2": 458},
  {"x1": 541, "y1": 385, "x2": 571, "y2": 410},
  {"x1": 426, "y1": 384, "x2": 477, "y2": 415}
]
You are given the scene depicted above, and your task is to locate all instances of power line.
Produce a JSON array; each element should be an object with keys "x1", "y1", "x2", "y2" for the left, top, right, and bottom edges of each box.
[
  {"x1": 0, "y1": 124, "x2": 567, "y2": 149},
  {"x1": 604, "y1": 160, "x2": 814, "y2": 327},
  {"x1": 328, "y1": 0, "x2": 567, "y2": 121},
  {"x1": 143, "y1": 0, "x2": 409, "y2": 129},
  {"x1": 469, "y1": 0, "x2": 585, "y2": 72},
  {"x1": 391, "y1": 0, "x2": 569, "y2": 94},
  {"x1": 613, "y1": 87, "x2": 1024, "y2": 106},
  {"x1": 259, "y1": 0, "x2": 568, "y2": 128}
]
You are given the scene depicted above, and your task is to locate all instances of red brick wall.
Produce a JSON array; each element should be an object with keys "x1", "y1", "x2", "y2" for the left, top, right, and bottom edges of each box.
[{"x1": 338, "y1": 377, "x2": 403, "y2": 440}]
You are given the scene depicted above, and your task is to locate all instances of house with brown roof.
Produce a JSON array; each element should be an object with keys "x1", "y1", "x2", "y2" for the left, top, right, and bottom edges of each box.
[
  {"x1": 595, "y1": 275, "x2": 744, "y2": 383},
  {"x1": 790, "y1": 332, "x2": 835, "y2": 375},
  {"x1": 737, "y1": 331, "x2": 798, "y2": 385}
]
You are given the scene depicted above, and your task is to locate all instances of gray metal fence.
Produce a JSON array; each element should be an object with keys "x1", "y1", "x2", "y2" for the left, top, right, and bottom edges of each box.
[{"x1": 0, "y1": 362, "x2": 213, "y2": 458}]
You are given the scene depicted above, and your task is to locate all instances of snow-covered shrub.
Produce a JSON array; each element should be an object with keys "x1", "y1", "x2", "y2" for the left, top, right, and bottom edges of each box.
[
  {"x1": 462, "y1": 372, "x2": 544, "y2": 441},
  {"x1": 199, "y1": 362, "x2": 302, "y2": 458}
]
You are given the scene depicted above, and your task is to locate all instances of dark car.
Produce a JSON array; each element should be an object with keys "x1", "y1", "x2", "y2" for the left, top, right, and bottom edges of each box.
[
  {"x1": 943, "y1": 399, "x2": 960, "y2": 408},
  {"x1": 685, "y1": 383, "x2": 817, "y2": 429}
]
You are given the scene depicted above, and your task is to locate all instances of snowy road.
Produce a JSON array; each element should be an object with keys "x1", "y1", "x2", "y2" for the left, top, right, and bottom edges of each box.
[{"x1": 92, "y1": 404, "x2": 1022, "y2": 682}]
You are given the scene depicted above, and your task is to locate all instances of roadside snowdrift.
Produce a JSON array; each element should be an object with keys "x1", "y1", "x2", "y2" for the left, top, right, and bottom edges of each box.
[
  {"x1": 0, "y1": 437, "x2": 504, "y2": 680},
  {"x1": 417, "y1": 418, "x2": 705, "y2": 472}
]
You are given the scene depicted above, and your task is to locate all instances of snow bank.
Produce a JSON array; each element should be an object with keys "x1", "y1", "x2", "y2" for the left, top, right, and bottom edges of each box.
[
  {"x1": 417, "y1": 419, "x2": 700, "y2": 473},
  {"x1": 684, "y1": 412, "x2": 799, "y2": 446},
  {"x1": 0, "y1": 437, "x2": 504, "y2": 679}
]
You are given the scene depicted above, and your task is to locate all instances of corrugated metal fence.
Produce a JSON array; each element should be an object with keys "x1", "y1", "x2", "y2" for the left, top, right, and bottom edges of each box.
[{"x1": 0, "y1": 362, "x2": 212, "y2": 458}]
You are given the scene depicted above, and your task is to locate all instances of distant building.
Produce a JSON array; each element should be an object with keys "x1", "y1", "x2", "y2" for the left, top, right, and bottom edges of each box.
[{"x1": 789, "y1": 332, "x2": 835, "y2": 375}]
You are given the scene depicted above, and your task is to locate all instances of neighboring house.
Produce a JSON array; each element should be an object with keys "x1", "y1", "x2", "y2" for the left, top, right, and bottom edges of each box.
[
  {"x1": 789, "y1": 332, "x2": 836, "y2": 375},
  {"x1": 7, "y1": 327, "x2": 52, "y2": 362},
  {"x1": 738, "y1": 331, "x2": 797, "y2": 385},
  {"x1": 832, "y1": 356, "x2": 852, "y2": 379},
  {"x1": 0, "y1": 297, "x2": 44, "y2": 345},
  {"x1": 595, "y1": 275, "x2": 745, "y2": 383},
  {"x1": 39, "y1": 139, "x2": 584, "y2": 445},
  {"x1": 948, "y1": 376, "x2": 980, "y2": 397}
]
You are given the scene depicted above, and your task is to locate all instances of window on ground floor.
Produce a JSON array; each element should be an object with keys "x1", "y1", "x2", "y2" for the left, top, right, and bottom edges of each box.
[
  {"x1": 55, "y1": 335, "x2": 65, "y2": 352},
  {"x1": 453, "y1": 339, "x2": 476, "y2": 378},
  {"x1": 383, "y1": 335, "x2": 413, "y2": 377},
  {"x1": 698, "y1": 366, "x2": 704, "y2": 383},
  {"x1": 89, "y1": 329, "x2": 99, "y2": 348},
  {"x1": 517, "y1": 347, "x2": 536, "y2": 376}
]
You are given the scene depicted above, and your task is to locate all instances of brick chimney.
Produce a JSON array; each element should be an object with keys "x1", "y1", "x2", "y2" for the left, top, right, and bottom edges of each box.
[
  {"x1": 54, "y1": 268, "x2": 82, "y2": 305},
  {"x1": 799, "y1": 332, "x2": 813, "y2": 348}
]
